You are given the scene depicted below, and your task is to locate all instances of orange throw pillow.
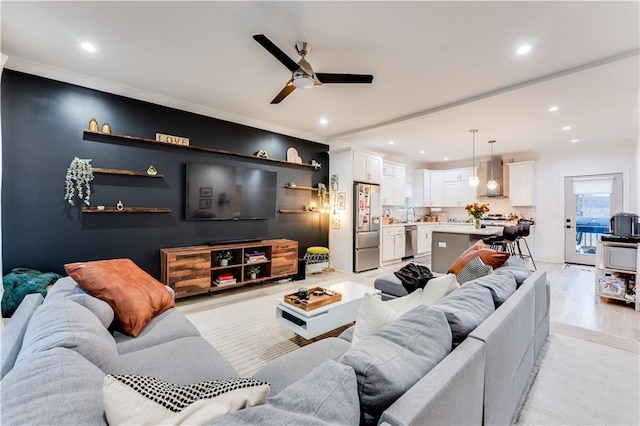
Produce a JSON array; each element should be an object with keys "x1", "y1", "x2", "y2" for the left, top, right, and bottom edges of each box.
[
  {"x1": 64, "y1": 258, "x2": 175, "y2": 337},
  {"x1": 448, "y1": 241, "x2": 509, "y2": 274}
]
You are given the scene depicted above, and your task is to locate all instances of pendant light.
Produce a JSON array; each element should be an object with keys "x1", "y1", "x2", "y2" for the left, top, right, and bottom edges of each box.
[
  {"x1": 468, "y1": 129, "x2": 480, "y2": 186},
  {"x1": 487, "y1": 140, "x2": 498, "y2": 190}
]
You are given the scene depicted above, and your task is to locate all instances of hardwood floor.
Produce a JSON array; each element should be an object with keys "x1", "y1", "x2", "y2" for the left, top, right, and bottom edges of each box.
[
  {"x1": 177, "y1": 258, "x2": 640, "y2": 341},
  {"x1": 539, "y1": 262, "x2": 639, "y2": 340}
]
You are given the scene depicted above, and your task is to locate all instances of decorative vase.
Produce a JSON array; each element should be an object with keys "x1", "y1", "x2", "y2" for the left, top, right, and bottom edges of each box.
[
  {"x1": 250, "y1": 273, "x2": 257, "y2": 280},
  {"x1": 88, "y1": 118, "x2": 99, "y2": 132},
  {"x1": 220, "y1": 259, "x2": 229, "y2": 267},
  {"x1": 474, "y1": 218, "x2": 481, "y2": 229},
  {"x1": 101, "y1": 122, "x2": 111, "y2": 134}
]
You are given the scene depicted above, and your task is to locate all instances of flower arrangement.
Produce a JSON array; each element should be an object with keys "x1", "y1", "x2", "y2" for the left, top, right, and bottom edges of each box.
[
  {"x1": 64, "y1": 157, "x2": 94, "y2": 206},
  {"x1": 465, "y1": 202, "x2": 490, "y2": 219}
]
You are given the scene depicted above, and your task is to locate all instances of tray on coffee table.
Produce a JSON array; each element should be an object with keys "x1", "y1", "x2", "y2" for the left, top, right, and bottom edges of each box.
[{"x1": 283, "y1": 287, "x2": 342, "y2": 311}]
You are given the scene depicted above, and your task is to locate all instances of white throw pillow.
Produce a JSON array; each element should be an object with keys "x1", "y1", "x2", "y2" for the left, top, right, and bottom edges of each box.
[
  {"x1": 351, "y1": 289, "x2": 423, "y2": 346},
  {"x1": 422, "y1": 274, "x2": 459, "y2": 306},
  {"x1": 103, "y1": 375, "x2": 269, "y2": 426}
]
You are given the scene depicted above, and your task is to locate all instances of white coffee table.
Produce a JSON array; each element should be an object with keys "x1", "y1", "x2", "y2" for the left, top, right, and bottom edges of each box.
[{"x1": 275, "y1": 280, "x2": 381, "y2": 340}]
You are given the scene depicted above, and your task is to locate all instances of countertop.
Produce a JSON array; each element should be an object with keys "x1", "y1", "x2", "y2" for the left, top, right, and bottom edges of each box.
[{"x1": 432, "y1": 227, "x2": 502, "y2": 236}]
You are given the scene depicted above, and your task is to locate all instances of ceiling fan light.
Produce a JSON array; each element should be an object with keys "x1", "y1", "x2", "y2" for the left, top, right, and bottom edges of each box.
[
  {"x1": 293, "y1": 75, "x2": 314, "y2": 89},
  {"x1": 469, "y1": 175, "x2": 480, "y2": 187},
  {"x1": 487, "y1": 180, "x2": 498, "y2": 190}
]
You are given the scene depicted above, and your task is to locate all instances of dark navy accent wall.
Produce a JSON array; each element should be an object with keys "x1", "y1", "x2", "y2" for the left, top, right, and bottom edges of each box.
[{"x1": 2, "y1": 70, "x2": 329, "y2": 278}]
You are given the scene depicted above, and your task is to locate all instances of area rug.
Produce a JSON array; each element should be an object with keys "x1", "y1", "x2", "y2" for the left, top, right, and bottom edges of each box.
[
  {"x1": 183, "y1": 291, "x2": 349, "y2": 376},
  {"x1": 513, "y1": 325, "x2": 639, "y2": 425}
]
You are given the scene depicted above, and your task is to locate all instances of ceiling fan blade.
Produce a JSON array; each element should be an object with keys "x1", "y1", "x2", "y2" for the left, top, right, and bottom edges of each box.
[
  {"x1": 271, "y1": 81, "x2": 296, "y2": 104},
  {"x1": 253, "y1": 34, "x2": 299, "y2": 73},
  {"x1": 315, "y1": 73, "x2": 374, "y2": 84}
]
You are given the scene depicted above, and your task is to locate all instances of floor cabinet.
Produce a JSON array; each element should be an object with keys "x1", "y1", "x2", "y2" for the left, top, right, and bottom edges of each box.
[
  {"x1": 595, "y1": 239, "x2": 639, "y2": 311},
  {"x1": 161, "y1": 239, "x2": 298, "y2": 298}
]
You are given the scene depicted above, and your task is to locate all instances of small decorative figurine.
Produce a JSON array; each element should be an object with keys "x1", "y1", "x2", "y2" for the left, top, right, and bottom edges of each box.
[
  {"x1": 311, "y1": 159, "x2": 322, "y2": 170},
  {"x1": 116, "y1": 200, "x2": 124, "y2": 211},
  {"x1": 101, "y1": 122, "x2": 111, "y2": 134},
  {"x1": 255, "y1": 149, "x2": 269, "y2": 159},
  {"x1": 88, "y1": 118, "x2": 99, "y2": 132},
  {"x1": 146, "y1": 165, "x2": 158, "y2": 175}
]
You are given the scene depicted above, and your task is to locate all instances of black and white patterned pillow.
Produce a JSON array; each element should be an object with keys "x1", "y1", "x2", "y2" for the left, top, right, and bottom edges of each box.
[
  {"x1": 456, "y1": 256, "x2": 492, "y2": 284},
  {"x1": 103, "y1": 374, "x2": 269, "y2": 425}
]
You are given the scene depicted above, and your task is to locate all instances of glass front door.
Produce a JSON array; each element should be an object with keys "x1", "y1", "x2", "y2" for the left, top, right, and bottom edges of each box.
[{"x1": 564, "y1": 174, "x2": 622, "y2": 265}]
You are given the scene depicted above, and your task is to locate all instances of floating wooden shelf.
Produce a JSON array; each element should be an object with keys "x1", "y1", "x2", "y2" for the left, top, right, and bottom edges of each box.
[
  {"x1": 82, "y1": 207, "x2": 171, "y2": 213},
  {"x1": 278, "y1": 209, "x2": 320, "y2": 214},
  {"x1": 84, "y1": 130, "x2": 316, "y2": 169},
  {"x1": 284, "y1": 185, "x2": 317, "y2": 191},
  {"x1": 93, "y1": 167, "x2": 164, "y2": 178}
]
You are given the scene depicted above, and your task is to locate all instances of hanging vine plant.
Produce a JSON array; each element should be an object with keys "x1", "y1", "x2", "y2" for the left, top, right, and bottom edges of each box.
[
  {"x1": 64, "y1": 157, "x2": 94, "y2": 206},
  {"x1": 317, "y1": 183, "x2": 329, "y2": 210}
]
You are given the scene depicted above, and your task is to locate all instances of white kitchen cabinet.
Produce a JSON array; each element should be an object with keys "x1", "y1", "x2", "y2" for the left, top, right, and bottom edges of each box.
[
  {"x1": 430, "y1": 171, "x2": 444, "y2": 206},
  {"x1": 414, "y1": 169, "x2": 444, "y2": 207},
  {"x1": 382, "y1": 226, "x2": 406, "y2": 262},
  {"x1": 381, "y1": 161, "x2": 406, "y2": 206},
  {"x1": 354, "y1": 151, "x2": 383, "y2": 184},
  {"x1": 444, "y1": 167, "x2": 473, "y2": 183},
  {"x1": 381, "y1": 174, "x2": 394, "y2": 205},
  {"x1": 508, "y1": 161, "x2": 536, "y2": 206},
  {"x1": 417, "y1": 224, "x2": 435, "y2": 255}
]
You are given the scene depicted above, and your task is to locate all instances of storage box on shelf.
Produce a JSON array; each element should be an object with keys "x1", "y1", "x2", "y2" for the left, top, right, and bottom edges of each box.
[
  {"x1": 595, "y1": 239, "x2": 639, "y2": 311},
  {"x1": 161, "y1": 239, "x2": 298, "y2": 298}
]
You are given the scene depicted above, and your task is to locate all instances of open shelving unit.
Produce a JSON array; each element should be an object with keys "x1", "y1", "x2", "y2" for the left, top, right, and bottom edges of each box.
[
  {"x1": 93, "y1": 167, "x2": 164, "y2": 178},
  {"x1": 82, "y1": 207, "x2": 171, "y2": 213},
  {"x1": 86, "y1": 163, "x2": 170, "y2": 213},
  {"x1": 160, "y1": 239, "x2": 298, "y2": 298},
  {"x1": 84, "y1": 130, "x2": 316, "y2": 169},
  {"x1": 595, "y1": 239, "x2": 639, "y2": 311}
]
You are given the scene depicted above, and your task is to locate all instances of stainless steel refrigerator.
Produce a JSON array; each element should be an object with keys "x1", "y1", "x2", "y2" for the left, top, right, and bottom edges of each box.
[{"x1": 353, "y1": 183, "x2": 381, "y2": 272}]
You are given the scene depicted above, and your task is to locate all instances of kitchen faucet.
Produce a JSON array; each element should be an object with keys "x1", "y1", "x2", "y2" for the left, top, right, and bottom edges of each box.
[{"x1": 406, "y1": 207, "x2": 415, "y2": 223}]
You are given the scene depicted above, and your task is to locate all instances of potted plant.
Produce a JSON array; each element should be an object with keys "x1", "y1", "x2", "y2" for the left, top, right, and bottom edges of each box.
[
  {"x1": 217, "y1": 251, "x2": 233, "y2": 266},
  {"x1": 64, "y1": 157, "x2": 94, "y2": 206},
  {"x1": 247, "y1": 265, "x2": 260, "y2": 280}
]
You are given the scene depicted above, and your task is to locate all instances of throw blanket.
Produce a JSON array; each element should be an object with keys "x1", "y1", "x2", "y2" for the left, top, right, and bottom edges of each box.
[
  {"x1": 2, "y1": 268, "x2": 61, "y2": 317},
  {"x1": 394, "y1": 263, "x2": 434, "y2": 294}
]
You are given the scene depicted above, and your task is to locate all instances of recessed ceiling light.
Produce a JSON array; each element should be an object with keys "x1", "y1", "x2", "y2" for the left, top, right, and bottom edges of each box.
[
  {"x1": 443, "y1": 157, "x2": 449, "y2": 161},
  {"x1": 562, "y1": 126, "x2": 571, "y2": 131},
  {"x1": 319, "y1": 117, "x2": 328, "y2": 125},
  {"x1": 81, "y1": 42, "x2": 96, "y2": 53},
  {"x1": 419, "y1": 150, "x2": 425, "y2": 154},
  {"x1": 388, "y1": 140, "x2": 394, "y2": 145},
  {"x1": 548, "y1": 106, "x2": 559, "y2": 112},
  {"x1": 571, "y1": 139, "x2": 579, "y2": 143},
  {"x1": 516, "y1": 45, "x2": 531, "y2": 55}
]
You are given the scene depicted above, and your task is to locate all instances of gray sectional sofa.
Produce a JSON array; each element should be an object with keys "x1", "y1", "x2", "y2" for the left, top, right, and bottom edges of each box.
[{"x1": 1, "y1": 257, "x2": 549, "y2": 425}]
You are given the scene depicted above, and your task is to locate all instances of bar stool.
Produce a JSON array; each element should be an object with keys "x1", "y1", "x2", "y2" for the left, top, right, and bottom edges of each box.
[
  {"x1": 514, "y1": 221, "x2": 537, "y2": 270},
  {"x1": 484, "y1": 226, "x2": 518, "y2": 254}
]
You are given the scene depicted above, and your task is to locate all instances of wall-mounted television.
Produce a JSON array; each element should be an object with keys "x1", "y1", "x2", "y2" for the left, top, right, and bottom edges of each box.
[{"x1": 185, "y1": 161, "x2": 277, "y2": 220}]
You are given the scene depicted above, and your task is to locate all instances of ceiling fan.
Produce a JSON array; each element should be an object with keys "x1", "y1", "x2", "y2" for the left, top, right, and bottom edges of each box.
[{"x1": 253, "y1": 34, "x2": 374, "y2": 104}]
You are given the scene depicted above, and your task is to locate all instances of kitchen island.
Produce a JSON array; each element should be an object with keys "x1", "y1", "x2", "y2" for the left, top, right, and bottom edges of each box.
[{"x1": 431, "y1": 226, "x2": 502, "y2": 273}]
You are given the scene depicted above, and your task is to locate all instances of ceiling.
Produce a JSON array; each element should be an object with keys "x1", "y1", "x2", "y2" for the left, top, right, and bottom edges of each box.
[{"x1": 2, "y1": 1, "x2": 639, "y2": 168}]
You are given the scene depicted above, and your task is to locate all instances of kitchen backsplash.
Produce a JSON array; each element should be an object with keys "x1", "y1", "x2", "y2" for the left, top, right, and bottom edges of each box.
[
  {"x1": 383, "y1": 198, "x2": 536, "y2": 223},
  {"x1": 382, "y1": 206, "x2": 430, "y2": 223}
]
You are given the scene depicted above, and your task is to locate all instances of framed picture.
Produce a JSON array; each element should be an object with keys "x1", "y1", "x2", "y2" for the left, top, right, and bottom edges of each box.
[
  {"x1": 199, "y1": 199, "x2": 212, "y2": 209},
  {"x1": 200, "y1": 187, "x2": 212, "y2": 198},
  {"x1": 331, "y1": 213, "x2": 340, "y2": 229},
  {"x1": 330, "y1": 174, "x2": 339, "y2": 191},
  {"x1": 337, "y1": 192, "x2": 346, "y2": 210}
]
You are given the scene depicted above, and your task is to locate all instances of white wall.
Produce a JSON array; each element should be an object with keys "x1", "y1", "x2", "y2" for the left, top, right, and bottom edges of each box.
[
  {"x1": 328, "y1": 149, "x2": 355, "y2": 273},
  {"x1": 517, "y1": 140, "x2": 636, "y2": 263}
]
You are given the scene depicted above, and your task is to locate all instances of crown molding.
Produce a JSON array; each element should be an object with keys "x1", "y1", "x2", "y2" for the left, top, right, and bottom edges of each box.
[{"x1": 5, "y1": 56, "x2": 325, "y2": 144}]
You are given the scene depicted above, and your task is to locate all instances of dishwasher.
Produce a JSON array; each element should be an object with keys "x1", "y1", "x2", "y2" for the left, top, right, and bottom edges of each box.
[{"x1": 404, "y1": 225, "x2": 417, "y2": 258}]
